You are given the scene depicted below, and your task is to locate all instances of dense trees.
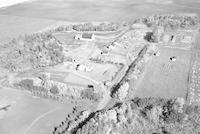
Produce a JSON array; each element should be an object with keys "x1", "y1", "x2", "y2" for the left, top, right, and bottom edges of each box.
[
  {"x1": 0, "y1": 32, "x2": 64, "y2": 72},
  {"x1": 50, "y1": 86, "x2": 59, "y2": 95},
  {"x1": 144, "y1": 32, "x2": 158, "y2": 43},
  {"x1": 59, "y1": 98, "x2": 200, "y2": 134},
  {"x1": 72, "y1": 22, "x2": 121, "y2": 31},
  {"x1": 80, "y1": 88, "x2": 102, "y2": 101},
  {"x1": 134, "y1": 15, "x2": 199, "y2": 29}
]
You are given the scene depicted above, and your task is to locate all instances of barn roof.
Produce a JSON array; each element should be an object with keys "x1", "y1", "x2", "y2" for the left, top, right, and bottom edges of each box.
[{"x1": 82, "y1": 33, "x2": 93, "y2": 39}]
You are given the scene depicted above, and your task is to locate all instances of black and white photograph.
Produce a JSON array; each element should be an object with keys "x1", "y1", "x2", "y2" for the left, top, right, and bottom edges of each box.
[{"x1": 0, "y1": 0, "x2": 200, "y2": 134}]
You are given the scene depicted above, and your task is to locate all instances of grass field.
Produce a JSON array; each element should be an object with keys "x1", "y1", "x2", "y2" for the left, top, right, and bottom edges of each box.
[
  {"x1": 0, "y1": 88, "x2": 73, "y2": 134},
  {"x1": 0, "y1": 0, "x2": 200, "y2": 22},
  {"x1": 133, "y1": 46, "x2": 191, "y2": 99},
  {"x1": 0, "y1": 86, "x2": 95, "y2": 134},
  {"x1": 0, "y1": 15, "x2": 70, "y2": 44}
]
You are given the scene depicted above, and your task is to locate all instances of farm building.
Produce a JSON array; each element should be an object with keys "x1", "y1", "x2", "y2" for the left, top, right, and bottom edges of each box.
[
  {"x1": 181, "y1": 35, "x2": 193, "y2": 43},
  {"x1": 75, "y1": 33, "x2": 95, "y2": 41},
  {"x1": 162, "y1": 34, "x2": 171, "y2": 43},
  {"x1": 132, "y1": 23, "x2": 148, "y2": 29},
  {"x1": 76, "y1": 64, "x2": 93, "y2": 72},
  {"x1": 154, "y1": 26, "x2": 165, "y2": 42}
]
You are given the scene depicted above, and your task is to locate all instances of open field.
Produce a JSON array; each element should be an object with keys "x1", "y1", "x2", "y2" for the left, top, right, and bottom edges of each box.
[
  {"x1": 0, "y1": 86, "x2": 95, "y2": 134},
  {"x1": 0, "y1": 0, "x2": 200, "y2": 22},
  {"x1": 134, "y1": 46, "x2": 191, "y2": 99},
  {"x1": 0, "y1": 15, "x2": 71, "y2": 44},
  {"x1": 0, "y1": 87, "x2": 73, "y2": 134}
]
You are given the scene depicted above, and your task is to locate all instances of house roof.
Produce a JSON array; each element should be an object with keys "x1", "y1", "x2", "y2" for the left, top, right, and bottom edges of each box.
[{"x1": 82, "y1": 33, "x2": 93, "y2": 39}]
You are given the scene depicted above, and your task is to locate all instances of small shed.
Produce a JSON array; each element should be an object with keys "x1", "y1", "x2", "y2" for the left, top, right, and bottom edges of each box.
[
  {"x1": 82, "y1": 33, "x2": 94, "y2": 39},
  {"x1": 132, "y1": 23, "x2": 148, "y2": 29}
]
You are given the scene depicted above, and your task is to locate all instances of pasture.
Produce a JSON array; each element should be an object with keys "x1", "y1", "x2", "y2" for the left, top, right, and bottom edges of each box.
[{"x1": 134, "y1": 46, "x2": 192, "y2": 99}]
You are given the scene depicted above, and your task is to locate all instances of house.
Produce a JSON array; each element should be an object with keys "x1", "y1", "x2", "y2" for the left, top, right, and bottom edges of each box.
[
  {"x1": 181, "y1": 35, "x2": 193, "y2": 43},
  {"x1": 162, "y1": 34, "x2": 171, "y2": 43},
  {"x1": 76, "y1": 64, "x2": 93, "y2": 72},
  {"x1": 132, "y1": 23, "x2": 148, "y2": 29},
  {"x1": 154, "y1": 26, "x2": 165, "y2": 42},
  {"x1": 75, "y1": 33, "x2": 95, "y2": 41}
]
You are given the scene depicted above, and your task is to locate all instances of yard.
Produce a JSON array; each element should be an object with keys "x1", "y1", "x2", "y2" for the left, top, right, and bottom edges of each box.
[{"x1": 76, "y1": 62, "x2": 119, "y2": 83}]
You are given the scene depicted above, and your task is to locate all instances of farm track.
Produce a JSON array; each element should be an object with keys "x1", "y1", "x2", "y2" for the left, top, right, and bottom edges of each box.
[{"x1": 23, "y1": 108, "x2": 61, "y2": 134}]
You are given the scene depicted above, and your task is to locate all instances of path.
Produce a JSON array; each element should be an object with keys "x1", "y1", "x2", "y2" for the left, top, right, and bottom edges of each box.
[{"x1": 23, "y1": 108, "x2": 61, "y2": 134}]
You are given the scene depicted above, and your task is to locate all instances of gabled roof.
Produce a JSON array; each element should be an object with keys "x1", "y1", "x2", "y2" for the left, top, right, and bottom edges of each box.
[{"x1": 82, "y1": 33, "x2": 93, "y2": 39}]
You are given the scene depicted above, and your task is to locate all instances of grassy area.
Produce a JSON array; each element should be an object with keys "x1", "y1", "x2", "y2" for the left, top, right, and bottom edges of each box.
[
  {"x1": 134, "y1": 46, "x2": 191, "y2": 99},
  {"x1": 0, "y1": 15, "x2": 68, "y2": 44},
  {"x1": 0, "y1": 88, "x2": 74, "y2": 134}
]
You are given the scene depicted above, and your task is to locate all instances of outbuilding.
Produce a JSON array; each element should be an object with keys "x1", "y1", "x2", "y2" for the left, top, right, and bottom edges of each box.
[{"x1": 75, "y1": 33, "x2": 94, "y2": 41}]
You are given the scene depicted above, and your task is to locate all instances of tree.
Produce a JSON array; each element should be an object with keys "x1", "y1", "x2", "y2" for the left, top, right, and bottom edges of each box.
[
  {"x1": 50, "y1": 86, "x2": 59, "y2": 95},
  {"x1": 144, "y1": 32, "x2": 157, "y2": 43}
]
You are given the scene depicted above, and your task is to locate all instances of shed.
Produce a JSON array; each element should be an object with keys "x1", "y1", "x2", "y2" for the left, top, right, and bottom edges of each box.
[{"x1": 82, "y1": 33, "x2": 94, "y2": 39}]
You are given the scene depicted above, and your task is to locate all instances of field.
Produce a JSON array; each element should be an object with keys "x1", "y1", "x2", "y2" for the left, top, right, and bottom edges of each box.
[
  {"x1": 0, "y1": 86, "x2": 95, "y2": 134},
  {"x1": 0, "y1": 0, "x2": 200, "y2": 22},
  {"x1": 0, "y1": 88, "x2": 72, "y2": 134},
  {"x1": 133, "y1": 46, "x2": 191, "y2": 99},
  {"x1": 0, "y1": 15, "x2": 71, "y2": 44}
]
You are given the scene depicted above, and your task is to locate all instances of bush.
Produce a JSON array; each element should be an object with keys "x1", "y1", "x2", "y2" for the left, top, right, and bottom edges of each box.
[
  {"x1": 50, "y1": 86, "x2": 59, "y2": 95},
  {"x1": 18, "y1": 79, "x2": 34, "y2": 91},
  {"x1": 0, "y1": 32, "x2": 64, "y2": 72},
  {"x1": 81, "y1": 88, "x2": 102, "y2": 101},
  {"x1": 144, "y1": 32, "x2": 157, "y2": 42}
]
